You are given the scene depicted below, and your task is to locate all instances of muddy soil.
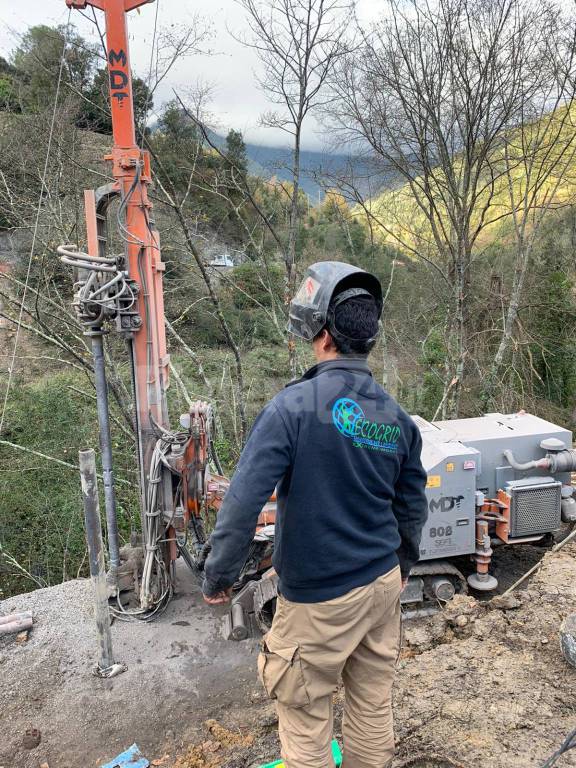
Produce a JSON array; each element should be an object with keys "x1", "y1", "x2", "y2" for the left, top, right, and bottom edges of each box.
[
  {"x1": 148, "y1": 544, "x2": 576, "y2": 768},
  {"x1": 1, "y1": 545, "x2": 575, "y2": 768}
]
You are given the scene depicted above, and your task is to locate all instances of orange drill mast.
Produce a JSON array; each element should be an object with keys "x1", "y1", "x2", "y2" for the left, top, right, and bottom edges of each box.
[
  {"x1": 62, "y1": 0, "x2": 214, "y2": 617},
  {"x1": 67, "y1": 0, "x2": 170, "y2": 494}
]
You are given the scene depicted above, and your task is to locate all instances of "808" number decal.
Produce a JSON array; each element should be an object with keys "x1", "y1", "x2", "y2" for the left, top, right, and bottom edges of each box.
[{"x1": 430, "y1": 525, "x2": 453, "y2": 538}]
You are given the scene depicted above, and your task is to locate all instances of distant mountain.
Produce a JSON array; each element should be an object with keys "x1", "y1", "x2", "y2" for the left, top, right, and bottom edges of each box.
[
  {"x1": 149, "y1": 113, "x2": 396, "y2": 201},
  {"x1": 206, "y1": 129, "x2": 395, "y2": 202}
]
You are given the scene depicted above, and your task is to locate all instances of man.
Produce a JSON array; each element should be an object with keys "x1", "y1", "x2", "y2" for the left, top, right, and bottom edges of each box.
[{"x1": 202, "y1": 261, "x2": 428, "y2": 768}]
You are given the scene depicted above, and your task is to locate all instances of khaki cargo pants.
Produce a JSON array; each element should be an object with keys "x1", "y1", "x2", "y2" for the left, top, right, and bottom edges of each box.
[{"x1": 257, "y1": 566, "x2": 402, "y2": 768}]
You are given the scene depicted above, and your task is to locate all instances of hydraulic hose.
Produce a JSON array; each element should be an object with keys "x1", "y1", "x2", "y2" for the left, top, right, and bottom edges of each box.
[
  {"x1": 60, "y1": 256, "x2": 117, "y2": 273},
  {"x1": 57, "y1": 244, "x2": 116, "y2": 265},
  {"x1": 548, "y1": 449, "x2": 576, "y2": 473},
  {"x1": 503, "y1": 449, "x2": 549, "y2": 471},
  {"x1": 503, "y1": 448, "x2": 576, "y2": 473}
]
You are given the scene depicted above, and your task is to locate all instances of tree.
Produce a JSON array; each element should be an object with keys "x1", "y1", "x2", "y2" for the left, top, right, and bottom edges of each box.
[
  {"x1": 148, "y1": 101, "x2": 250, "y2": 441},
  {"x1": 0, "y1": 57, "x2": 21, "y2": 113},
  {"x1": 237, "y1": 0, "x2": 353, "y2": 373},
  {"x1": 331, "y1": 0, "x2": 576, "y2": 417},
  {"x1": 11, "y1": 24, "x2": 96, "y2": 112},
  {"x1": 481, "y1": 101, "x2": 576, "y2": 406},
  {"x1": 225, "y1": 129, "x2": 248, "y2": 176}
]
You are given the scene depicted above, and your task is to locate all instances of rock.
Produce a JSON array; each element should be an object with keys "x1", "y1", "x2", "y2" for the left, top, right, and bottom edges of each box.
[
  {"x1": 455, "y1": 615, "x2": 468, "y2": 628},
  {"x1": 490, "y1": 594, "x2": 522, "y2": 611},
  {"x1": 22, "y1": 729, "x2": 41, "y2": 750},
  {"x1": 443, "y1": 628, "x2": 455, "y2": 643},
  {"x1": 443, "y1": 595, "x2": 479, "y2": 623},
  {"x1": 442, "y1": 700, "x2": 467, "y2": 718},
  {"x1": 259, "y1": 702, "x2": 278, "y2": 727},
  {"x1": 429, "y1": 613, "x2": 449, "y2": 641},
  {"x1": 560, "y1": 613, "x2": 576, "y2": 668},
  {"x1": 201, "y1": 740, "x2": 221, "y2": 753},
  {"x1": 404, "y1": 625, "x2": 433, "y2": 652}
]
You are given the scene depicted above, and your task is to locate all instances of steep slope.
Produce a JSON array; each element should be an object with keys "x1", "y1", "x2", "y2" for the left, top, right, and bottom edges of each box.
[
  {"x1": 3, "y1": 544, "x2": 575, "y2": 768},
  {"x1": 360, "y1": 106, "x2": 576, "y2": 252}
]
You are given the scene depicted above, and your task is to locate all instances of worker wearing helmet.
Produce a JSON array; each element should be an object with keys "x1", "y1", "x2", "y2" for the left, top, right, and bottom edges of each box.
[{"x1": 203, "y1": 261, "x2": 428, "y2": 768}]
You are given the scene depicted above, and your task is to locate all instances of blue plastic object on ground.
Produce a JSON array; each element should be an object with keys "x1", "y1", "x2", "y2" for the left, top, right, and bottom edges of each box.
[
  {"x1": 101, "y1": 744, "x2": 149, "y2": 768},
  {"x1": 260, "y1": 739, "x2": 342, "y2": 767}
]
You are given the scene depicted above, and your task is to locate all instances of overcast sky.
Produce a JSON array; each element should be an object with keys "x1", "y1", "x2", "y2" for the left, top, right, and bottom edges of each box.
[{"x1": 0, "y1": 0, "x2": 380, "y2": 149}]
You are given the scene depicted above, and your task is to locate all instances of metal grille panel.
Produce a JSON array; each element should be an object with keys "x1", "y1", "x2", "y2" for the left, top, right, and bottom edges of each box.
[{"x1": 510, "y1": 482, "x2": 561, "y2": 537}]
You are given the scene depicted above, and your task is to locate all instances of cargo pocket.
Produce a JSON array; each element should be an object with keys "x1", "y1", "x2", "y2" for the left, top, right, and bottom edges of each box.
[{"x1": 257, "y1": 631, "x2": 310, "y2": 708}]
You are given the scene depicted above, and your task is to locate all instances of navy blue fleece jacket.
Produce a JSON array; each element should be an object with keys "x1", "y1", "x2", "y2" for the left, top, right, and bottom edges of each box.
[{"x1": 203, "y1": 358, "x2": 427, "y2": 603}]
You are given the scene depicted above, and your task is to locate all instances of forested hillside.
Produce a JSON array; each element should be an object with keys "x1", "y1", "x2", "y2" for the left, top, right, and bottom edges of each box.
[{"x1": 1, "y1": 0, "x2": 576, "y2": 600}]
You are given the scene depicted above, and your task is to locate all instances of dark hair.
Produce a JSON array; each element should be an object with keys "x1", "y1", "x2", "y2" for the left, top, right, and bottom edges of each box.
[{"x1": 318, "y1": 294, "x2": 380, "y2": 356}]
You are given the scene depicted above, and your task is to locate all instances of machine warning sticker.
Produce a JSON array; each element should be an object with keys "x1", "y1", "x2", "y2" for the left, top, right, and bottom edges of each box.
[
  {"x1": 463, "y1": 460, "x2": 476, "y2": 470},
  {"x1": 446, "y1": 462, "x2": 455, "y2": 472},
  {"x1": 426, "y1": 475, "x2": 441, "y2": 488}
]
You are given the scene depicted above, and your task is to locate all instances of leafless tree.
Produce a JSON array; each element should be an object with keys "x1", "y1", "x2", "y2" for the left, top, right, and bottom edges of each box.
[
  {"x1": 481, "y1": 33, "x2": 576, "y2": 404},
  {"x1": 237, "y1": 0, "x2": 353, "y2": 372},
  {"x1": 330, "y1": 0, "x2": 576, "y2": 417},
  {"x1": 145, "y1": 93, "x2": 252, "y2": 442}
]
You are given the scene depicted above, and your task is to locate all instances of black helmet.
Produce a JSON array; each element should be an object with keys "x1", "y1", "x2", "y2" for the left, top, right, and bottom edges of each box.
[{"x1": 288, "y1": 261, "x2": 383, "y2": 343}]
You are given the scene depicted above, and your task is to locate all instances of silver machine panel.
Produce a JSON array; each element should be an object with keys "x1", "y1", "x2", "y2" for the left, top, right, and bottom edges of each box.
[
  {"x1": 414, "y1": 412, "x2": 572, "y2": 561},
  {"x1": 432, "y1": 412, "x2": 572, "y2": 496}
]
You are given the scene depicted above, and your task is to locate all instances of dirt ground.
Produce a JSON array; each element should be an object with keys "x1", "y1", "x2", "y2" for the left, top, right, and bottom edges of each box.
[
  {"x1": 0, "y1": 565, "x2": 260, "y2": 768},
  {"x1": 1, "y1": 544, "x2": 576, "y2": 768}
]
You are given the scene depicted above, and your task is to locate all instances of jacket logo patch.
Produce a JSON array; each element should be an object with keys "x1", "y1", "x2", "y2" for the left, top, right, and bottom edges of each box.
[{"x1": 332, "y1": 398, "x2": 401, "y2": 453}]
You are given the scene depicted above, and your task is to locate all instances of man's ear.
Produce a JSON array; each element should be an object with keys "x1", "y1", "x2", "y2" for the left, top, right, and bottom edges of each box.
[{"x1": 321, "y1": 329, "x2": 337, "y2": 352}]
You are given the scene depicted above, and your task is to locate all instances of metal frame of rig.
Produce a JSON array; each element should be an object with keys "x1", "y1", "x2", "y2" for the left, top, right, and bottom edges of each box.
[{"x1": 62, "y1": 0, "x2": 219, "y2": 620}]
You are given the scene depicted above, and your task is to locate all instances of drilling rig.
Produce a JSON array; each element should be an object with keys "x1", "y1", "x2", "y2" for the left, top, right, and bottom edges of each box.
[
  {"x1": 62, "y1": 0, "x2": 276, "y2": 622},
  {"x1": 61, "y1": 0, "x2": 576, "y2": 634}
]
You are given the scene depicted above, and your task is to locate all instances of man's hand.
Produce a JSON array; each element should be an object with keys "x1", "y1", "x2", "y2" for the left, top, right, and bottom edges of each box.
[
  {"x1": 203, "y1": 587, "x2": 233, "y2": 606},
  {"x1": 401, "y1": 577, "x2": 409, "y2": 591}
]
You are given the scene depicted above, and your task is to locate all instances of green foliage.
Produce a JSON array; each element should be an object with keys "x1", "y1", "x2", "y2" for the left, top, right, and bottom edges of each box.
[
  {"x1": 228, "y1": 261, "x2": 283, "y2": 309},
  {"x1": 419, "y1": 330, "x2": 447, "y2": 420},
  {"x1": 0, "y1": 373, "x2": 138, "y2": 598},
  {"x1": 4, "y1": 25, "x2": 151, "y2": 135},
  {"x1": 212, "y1": 435, "x2": 236, "y2": 470},
  {"x1": 158, "y1": 100, "x2": 199, "y2": 141},
  {"x1": 526, "y1": 218, "x2": 576, "y2": 407},
  {"x1": 225, "y1": 129, "x2": 248, "y2": 175},
  {"x1": 0, "y1": 57, "x2": 20, "y2": 112},
  {"x1": 151, "y1": 102, "x2": 262, "y2": 252},
  {"x1": 11, "y1": 24, "x2": 96, "y2": 112}
]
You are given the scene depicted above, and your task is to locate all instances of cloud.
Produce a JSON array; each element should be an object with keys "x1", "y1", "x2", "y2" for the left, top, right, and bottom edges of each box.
[{"x1": 0, "y1": 0, "x2": 376, "y2": 149}]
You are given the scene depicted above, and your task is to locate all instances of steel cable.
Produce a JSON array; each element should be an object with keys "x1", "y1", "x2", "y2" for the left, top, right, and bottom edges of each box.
[{"x1": 540, "y1": 729, "x2": 576, "y2": 767}]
